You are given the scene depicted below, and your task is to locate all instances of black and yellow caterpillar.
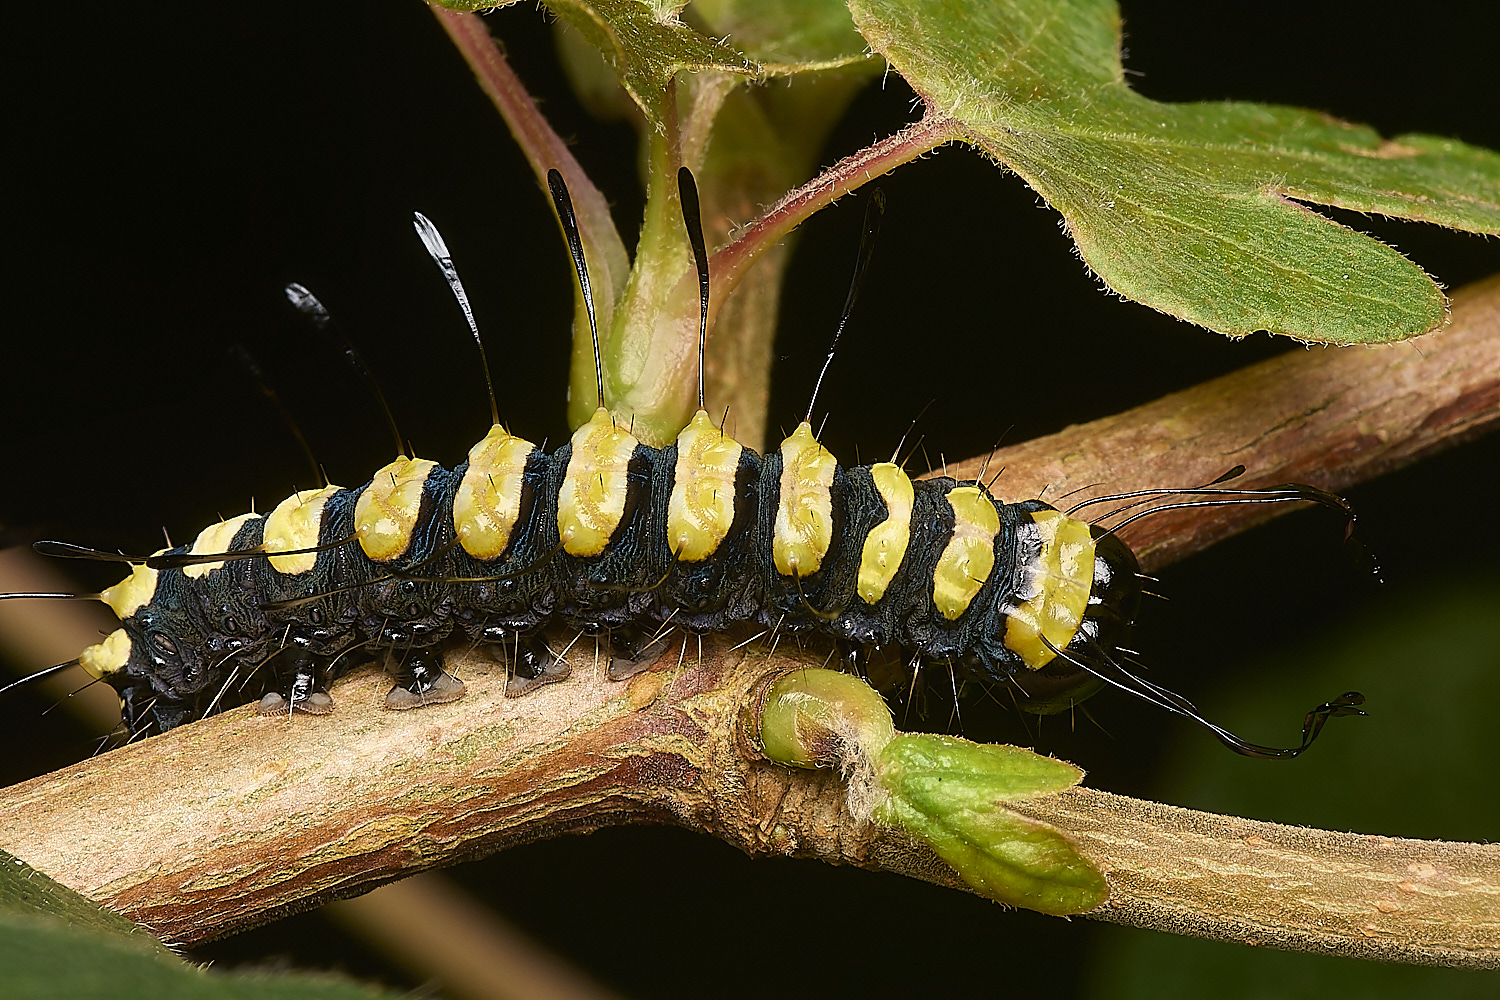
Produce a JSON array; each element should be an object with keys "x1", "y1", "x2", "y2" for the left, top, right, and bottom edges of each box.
[
  {"x1": 12, "y1": 169, "x2": 1364, "y2": 756},
  {"x1": 70, "y1": 396, "x2": 1146, "y2": 732}
]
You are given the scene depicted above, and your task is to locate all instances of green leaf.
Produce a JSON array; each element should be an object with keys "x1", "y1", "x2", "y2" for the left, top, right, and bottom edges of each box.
[
  {"x1": 873, "y1": 734, "x2": 1108, "y2": 916},
  {"x1": 0, "y1": 850, "x2": 174, "y2": 961},
  {"x1": 757, "y1": 674, "x2": 1106, "y2": 915},
  {"x1": 434, "y1": 2, "x2": 764, "y2": 126},
  {"x1": 692, "y1": 0, "x2": 875, "y2": 72},
  {"x1": 541, "y1": 0, "x2": 761, "y2": 128},
  {"x1": 0, "y1": 850, "x2": 400, "y2": 999},
  {"x1": 849, "y1": 0, "x2": 1500, "y2": 343},
  {"x1": 428, "y1": 0, "x2": 513, "y2": 11}
]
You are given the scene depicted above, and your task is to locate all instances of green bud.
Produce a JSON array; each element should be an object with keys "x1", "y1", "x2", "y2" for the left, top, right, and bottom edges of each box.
[
  {"x1": 874, "y1": 735, "x2": 1108, "y2": 915},
  {"x1": 757, "y1": 670, "x2": 1106, "y2": 915},
  {"x1": 759, "y1": 669, "x2": 895, "y2": 770}
]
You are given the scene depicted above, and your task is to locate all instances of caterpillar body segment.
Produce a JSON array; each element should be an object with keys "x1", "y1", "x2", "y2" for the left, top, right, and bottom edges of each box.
[{"x1": 76, "y1": 416, "x2": 1128, "y2": 738}]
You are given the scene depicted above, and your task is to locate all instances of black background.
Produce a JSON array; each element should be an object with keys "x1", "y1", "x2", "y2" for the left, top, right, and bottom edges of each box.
[{"x1": 6, "y1": 1, "x2": 1499, "y2": 996}]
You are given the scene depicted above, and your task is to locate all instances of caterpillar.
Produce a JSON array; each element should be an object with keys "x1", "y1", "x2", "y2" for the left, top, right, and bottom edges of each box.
[{"x1": 1, "y1": 168, "x2": 1364, "y2": 758}]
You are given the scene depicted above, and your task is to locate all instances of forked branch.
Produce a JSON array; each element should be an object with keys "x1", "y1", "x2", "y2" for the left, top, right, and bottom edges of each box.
[{"x1": 0, "y1": 276, "x2": 1495, "y2": 966}]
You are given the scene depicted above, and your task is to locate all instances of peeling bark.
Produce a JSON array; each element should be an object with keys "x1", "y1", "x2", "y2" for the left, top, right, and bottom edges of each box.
[{"x1": 0, "y1": 276, "x2": 1496, "y2": 966}]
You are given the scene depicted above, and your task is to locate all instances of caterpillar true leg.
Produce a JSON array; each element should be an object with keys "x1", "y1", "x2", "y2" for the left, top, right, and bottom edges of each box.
[
  {"x1": 384, "y1": 646, "x2": 466, "y2": 711},
  {"x1": 604, "y1": 623, "x2": 676, "y2": 681},
  {"x1": 503, "y1": 633, "x2": 571, "y2": 699},
  {"x1": 256, "y1": 649, "x2": 335, "y2": 717}
]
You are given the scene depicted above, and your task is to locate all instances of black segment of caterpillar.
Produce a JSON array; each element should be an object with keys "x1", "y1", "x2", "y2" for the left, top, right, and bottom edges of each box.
[
  {"x1": 7, "y1": 169, "x2": 1365, "y2": 758},
  {"x1": 65, "y1": 416, "x2": 1147, "y2": 739}
]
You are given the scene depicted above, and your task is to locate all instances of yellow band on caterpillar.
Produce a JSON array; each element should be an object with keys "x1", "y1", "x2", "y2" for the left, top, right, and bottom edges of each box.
[
  {"x1": 773, "y1": 422, "x2": 837, "y2": 577},
  {"x1": 932, "y1": 486, "x2": 1000, "y2": 620},
  {"x1": 1004, "y1": 510, "x2": 1097, "y2": 671},
  {"x1": 668, "y1": 409, "x2": 743, "y2": 562},
  {"x1": 100, "y1": 558, "x2": 162, "y2": 620},
  {"x1": 265, "y1": 485, "x2": 344, "y2": 575},
  {"x1": 183, "y1": 512, "x2": 262, "y2": 580},
  {"x1": 356, "y1": 457, "x2": 439, "y2": 562},
  {"x1": 857, "y1": 462, "x2": 914, "y2": 604},
  {"x1": 454, "y1": 425, "x2": 537, "y2": 560},
  {"x1": 558, "y1": 407, "x2": 639, "y2": 558},
  {"x1": 79, "y1": 628, "x2": 131, "y2": 679}
]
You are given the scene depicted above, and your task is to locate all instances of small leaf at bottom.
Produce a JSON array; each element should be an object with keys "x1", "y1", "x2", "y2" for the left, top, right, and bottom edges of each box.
[{"x1": 874, "y1": 735, "x2": 1108, "y2": 915}]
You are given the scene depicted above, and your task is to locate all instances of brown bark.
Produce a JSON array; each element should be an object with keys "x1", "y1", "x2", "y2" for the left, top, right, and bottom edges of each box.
[
  {"x1": 0, "y1": 276, "x2": 1496, "y2": 964},
  {"x1": 946, "y1": 274, "x2": 1500, "y2": 571},
  {"x1": 1013, "y1": 792, "x2": 1500, "y2": 968}
]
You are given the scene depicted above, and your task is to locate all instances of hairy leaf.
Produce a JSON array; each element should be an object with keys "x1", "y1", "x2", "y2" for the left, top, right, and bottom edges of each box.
[
  {"x1": 434, "y1": 1, "x2": 758, "y2": 126},
  {"x1": 545, "y1": 0, "x2": 759, "y2": 126},
  {"x1": 438, "y1": 0, "x2": 877, "y2": 126},
  {"x1": 0, "y1": 850, "x2": 173, "y2": 960},
  {"x1": 850, "y1": 0, "x2": 1500, "y2": 343},
  {"x1": 693, "y1": 0, "x2": 874, "y2": 71}
]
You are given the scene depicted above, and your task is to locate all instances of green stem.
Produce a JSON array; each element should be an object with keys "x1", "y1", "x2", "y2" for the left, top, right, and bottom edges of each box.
[
  {"x1": 591, "y1": 108, "x2": 967, "y2": 446},
  {"x1": 438, "y1": 8, "x2": 962, "y2": 446},
  {"x1": 568, "y1": 78, "x2": 700, "y2": 440}
]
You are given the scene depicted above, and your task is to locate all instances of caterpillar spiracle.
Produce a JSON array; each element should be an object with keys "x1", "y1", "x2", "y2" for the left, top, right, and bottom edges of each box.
[{"x1": 2, "y1": 169, "x2": 1364, "y2": 757}]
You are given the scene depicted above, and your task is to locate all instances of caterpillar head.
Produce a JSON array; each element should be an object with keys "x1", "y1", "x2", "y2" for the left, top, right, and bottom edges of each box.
[
  {"x1": 81, "y1": 617, "x2": 220, "y2": 703},
  {"x1": 81, "y1": 561, "x2": 229, "y2": 713}
]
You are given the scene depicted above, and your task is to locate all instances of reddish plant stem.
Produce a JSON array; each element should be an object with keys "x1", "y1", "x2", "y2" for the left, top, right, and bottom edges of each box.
[
  {"x1": 711, "y1": 112, "x2": 964, "y2": 298},
  {"x1": 433, "y1": 7, "x2": 629, "y2": 296}
]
